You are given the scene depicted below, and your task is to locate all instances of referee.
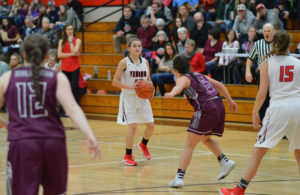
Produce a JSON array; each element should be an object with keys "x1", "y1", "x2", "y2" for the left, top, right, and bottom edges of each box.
[{"x1": 245, "y1": 23, "x2": 274, "y2": 121}]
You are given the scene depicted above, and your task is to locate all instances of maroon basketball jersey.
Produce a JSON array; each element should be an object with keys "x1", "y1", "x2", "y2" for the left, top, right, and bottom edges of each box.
[
  {"x1": 184, "y1": 73, "x2": 219, "y2": 111},
  {"x1": 5, "y1": 66, "x2": 65, "y2": 141}
]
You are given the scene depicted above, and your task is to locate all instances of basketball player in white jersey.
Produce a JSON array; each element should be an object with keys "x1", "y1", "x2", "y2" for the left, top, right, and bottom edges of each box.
[
  {"x1": 220, "y1": 30, "x2": 300, "y2": 195},
  {"x1": 112, "y1": 38, "x2": 155, "y2": 166}
]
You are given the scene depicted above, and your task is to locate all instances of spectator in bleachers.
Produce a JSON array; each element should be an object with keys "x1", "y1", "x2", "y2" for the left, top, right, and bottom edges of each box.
[
  {"x1": 234, "y1": 0, "x2": 256, "y2": 16},
  {"x1": 203, "y1": 28, "x2": 223, "y2": 77},
  {"x1": 22, "y1": 16, "x2": 38, "y2": 39},
  {"x1": 55, "y1": 4, "x2": 82, "y2": 32},
  {"x1": 0, "y1": 0, "x2": 11, "y2": 20},
  {"x1": 0, "y1": 59, "x2": 9, "y2": 76},
  {"x1": 45, "y1": 52, "x2": 60, "y2": 71},
  {"x1": 295, "y1": 43, "x2": 300, "y2": 54},
  {"x1": 146, "y1": 2, "x2": 169, "y2": 27},
  {"x1": 28, "y1": 0, "x2": 44, "y2": 23},
  {"x1": 216, "y1": 29, "x2": 239, "y2": 82},
  {"x1": 280, "y1": 0, "x2": 300, "y2": 28},
  {"x1": 112, "y1": 6, "x2": 138, "y2": 53},
  {"x1": 9, "y1": 0, "x2": 29, "y2": 27},
  {"x1": 155, "y1": 0, "x2": 172, "y2": 25},
  {"x1": 256, "y1": 0, "x2": 275, "y2": 9},
  {"x1": 172, "y1": 0, "x2": 199, "y2": 17},
  {"x1": 37, "y1": 17, "x2": 58, "y2": 48},
  {"x1": 36, "y1": 3, "x2": 47, "y2": 28},
  {"x1": 0, "y1": 18, "x2": 21, "y2": 55},
  {"x1": 136, "y1": 15, "x2": 156, "y2": 52},
  {"x1": 151, "y1": 43, "x2": 176, "y2": 96},
  {"x1": 150, "y1": 30, "x2": 169, "y2": 74},
  {"x1": 232, "y1": 4, "x2": 255, "y2": 40},
  {"x1": 190, "y1": 12, "x2": 212, "y2": 49},
  {"x1": 130, "y1": 0, "x2": 152, "y2": 19},
  {"x1": 67, "y1": 0, "x2": 83, "y2": 23},
  {"x1": 57, "y1": 24, "x2": 81, "y2": 103},
  {"x1": 233, "y1": 25, "x2": 257, "y2": 84},
  {"x1": 185, "y1": 39, "x2": 206, "y2": 73},
  {"x1": 170, "y1": 17, "x2": 186, "y2": 47},
  {"x1": 207, "y1": 0, "x2": 235, "y2": 32},
  {"x1": 9, "y1": 52, "x2": 22, "y2": 69},
  {"x1": 177, "y1": 4, "x2": 195, "y2": 32},
  {"x1": 254, "y1": 3, "x2": 282, "y2": 34},
  {"x1": 155, "y1": 18, "x2": 169, "y2": 37},
  {"x1": 177, "y1": 27, "x2": 189, "y2": 55},
  {"x1": 201, "y1": 0, "x2": 217, "y2": 21},
  {"x1": 46, "y1": 0, "x2": 59, "y2": 29}
]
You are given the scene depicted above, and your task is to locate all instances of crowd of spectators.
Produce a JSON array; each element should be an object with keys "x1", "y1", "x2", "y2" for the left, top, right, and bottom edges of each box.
[{"x1": 114, "y1": 0, "x2": 300, "y2": 95}]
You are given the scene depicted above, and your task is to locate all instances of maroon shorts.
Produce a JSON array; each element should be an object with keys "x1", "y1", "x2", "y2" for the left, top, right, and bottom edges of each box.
[
  {"x1": 187, "y1": 97, "x2": 225, "y2": 136},
  {"x1": 7, "y1": 138, "x2": 67, "y2": 195}
]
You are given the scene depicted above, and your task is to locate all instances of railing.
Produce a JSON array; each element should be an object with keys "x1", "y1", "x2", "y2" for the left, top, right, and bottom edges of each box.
[{"x1": 80, "y1": 0, "x2": 131, "y2": 53}]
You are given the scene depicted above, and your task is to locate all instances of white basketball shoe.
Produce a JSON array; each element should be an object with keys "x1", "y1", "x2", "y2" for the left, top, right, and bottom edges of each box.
[{"x1": 217, "y1": 158, "x2": 236, "y2": 180}]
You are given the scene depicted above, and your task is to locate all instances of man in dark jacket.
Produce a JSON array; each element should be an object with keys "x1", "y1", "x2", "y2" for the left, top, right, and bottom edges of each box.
[
  {"x1": 113, "y1": 6, "x2": 139, "y2": 53},
  {"x1": 190, "y1": 12, "x2": 212, "y2": 48},
  {"x1": 67, "y1": 0, "x2": 84, "y2": 23}
]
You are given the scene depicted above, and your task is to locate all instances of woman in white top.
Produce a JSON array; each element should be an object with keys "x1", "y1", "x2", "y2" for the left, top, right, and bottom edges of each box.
[
  {"x1": 220, "y1": 30, "x2": 300, "y2": 195},
  {"x1": 112, "y1": 38, "x2": 155, "y2": 166}
]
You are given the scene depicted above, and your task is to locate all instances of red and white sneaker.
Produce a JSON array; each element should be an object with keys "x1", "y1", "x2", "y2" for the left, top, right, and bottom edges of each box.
[
  {"x1": 220, "y1": 186, "x2": 245, "y2": 195},
  {"x1": 122, "y1": 154, "x2": 137, "y2": 166},
  {"x1": 137, "y1": 142, "x2": 151, "y2": 160}
]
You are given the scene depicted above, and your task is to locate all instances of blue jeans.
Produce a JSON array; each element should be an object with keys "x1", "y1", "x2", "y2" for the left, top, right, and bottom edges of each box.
[
  {"x1": 151, "y1": 72, "x2": 175, "y2": 96},
  {"x1": 205, "y1": 61, "x2": 217, "y2": 74},
  {"x1": 207, "y1": 20, "x2": 233, "y2": 32}
]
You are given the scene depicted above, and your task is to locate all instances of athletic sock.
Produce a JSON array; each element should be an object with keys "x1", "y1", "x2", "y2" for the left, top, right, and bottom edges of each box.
[
  {"x1": 218, "y1": 153, "x2": 229, "y2": 162},
  {"x1": 176, "y1": 169, "x2": 186, "y2": 179},
  {"x1": 142, "y1": 138, "x2": 149, "y2": 146},
  {"x1": 238, "y1": 178, "x2": 250, "y2": 189},
  {"x1": 126, "y1": 148, "x2": 132, "y2": 155}
]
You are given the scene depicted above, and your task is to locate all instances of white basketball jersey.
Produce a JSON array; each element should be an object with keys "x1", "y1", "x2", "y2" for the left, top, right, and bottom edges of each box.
[
  {"x1": 121, "y1": 56, "x2": 149, "y2": 94},
  {"x1": 268, "y1": 55, "x2": 300, "y2": 101}
]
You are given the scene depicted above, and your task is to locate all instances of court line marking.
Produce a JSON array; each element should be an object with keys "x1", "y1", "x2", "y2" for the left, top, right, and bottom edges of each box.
[
  {"x1": 71, "y1": 179, "x2": 300, "y2": 195},
  {"x1": 68, "y1": 139, "x2": 298, "y2": 162}
]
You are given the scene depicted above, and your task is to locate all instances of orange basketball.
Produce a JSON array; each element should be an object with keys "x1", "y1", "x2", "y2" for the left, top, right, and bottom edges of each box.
[{"x1": 135, "y1": 80, "x2": 155, "y2": 99}]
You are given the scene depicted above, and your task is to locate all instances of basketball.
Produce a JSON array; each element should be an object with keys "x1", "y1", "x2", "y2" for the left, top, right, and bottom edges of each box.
[{"x1": 135, "y1": 80, "x2": 155, "y2": 99}]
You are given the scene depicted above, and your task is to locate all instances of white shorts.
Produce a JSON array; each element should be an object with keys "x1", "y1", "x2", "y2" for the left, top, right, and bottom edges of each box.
[
  {"x1": 117, "y1": 92, "x2": 154, "y2": 125},
  {"x1": 254, "y1": 99, "x2": 300, "y2": 152}
]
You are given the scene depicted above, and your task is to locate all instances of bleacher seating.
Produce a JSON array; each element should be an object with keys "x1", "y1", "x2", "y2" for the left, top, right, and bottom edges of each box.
[{"x1": 77, "y1": 20, "x2": 300, "y2": 130}]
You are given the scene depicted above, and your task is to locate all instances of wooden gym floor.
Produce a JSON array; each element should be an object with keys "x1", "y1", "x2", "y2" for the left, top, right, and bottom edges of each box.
[{"x1": 0, "y1": 116, "x2": 299, "y2": 195}]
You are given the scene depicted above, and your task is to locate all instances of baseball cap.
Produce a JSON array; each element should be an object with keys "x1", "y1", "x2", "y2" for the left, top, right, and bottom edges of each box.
[
  {"x1": 47, "y1": 0, "x2": 55, "y2": 7},
  {"x1": 256, "y1": 3, "x2": 265, "y2": 10},
  {"x1": 237, "y1": 4, "x2": 246, "y2": 11}
]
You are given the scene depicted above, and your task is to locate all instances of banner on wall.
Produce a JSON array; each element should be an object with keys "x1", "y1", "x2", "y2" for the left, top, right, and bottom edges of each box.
[{"x1": 5, "y1": 0, "x2": 132, "y2": 7}]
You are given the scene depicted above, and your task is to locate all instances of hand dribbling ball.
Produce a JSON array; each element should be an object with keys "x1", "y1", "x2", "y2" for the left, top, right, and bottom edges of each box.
[{"x1": 135, "y1": 80, "x2": 155, "y2": 99}]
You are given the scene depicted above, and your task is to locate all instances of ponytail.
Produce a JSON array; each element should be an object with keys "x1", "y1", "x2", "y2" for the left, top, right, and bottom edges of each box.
[{"x1": 23, "y1": 35, "x2": 49, "y2": 103}]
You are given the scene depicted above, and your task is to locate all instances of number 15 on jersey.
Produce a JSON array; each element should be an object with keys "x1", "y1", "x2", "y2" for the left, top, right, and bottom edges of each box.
[{"x1": 280, "y1": 65, "x2": 294, "y2": 82}]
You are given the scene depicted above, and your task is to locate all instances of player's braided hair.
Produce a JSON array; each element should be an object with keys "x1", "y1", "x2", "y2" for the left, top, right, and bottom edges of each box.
[
  {"x1": 268, "y1": 30, "x2": 290, "y2": 56},
  {"x1": 22, "y1": 34, "x2": 49, "y2": 103},
  {"x1": 173, "y1": 55, "x2": 200, "y2": 85}
]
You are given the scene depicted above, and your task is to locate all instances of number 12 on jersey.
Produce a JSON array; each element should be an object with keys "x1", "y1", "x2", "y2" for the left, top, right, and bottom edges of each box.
[{"x1": 280, "y1": 65, "x2": 294, "y2": 82}]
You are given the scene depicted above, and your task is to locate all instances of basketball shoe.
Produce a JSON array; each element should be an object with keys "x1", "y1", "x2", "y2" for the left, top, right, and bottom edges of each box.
[
  {"x1": 217, "y1": 158, "x2": 236, "y2": 180},
  {"x1": 168, "y1": 175, "x2": 184, "y2": 188},
  {"x1": 137, "y1": 142, "x2": 151, "y2": 160},
  {"x1": 122, "y1": 154, "x2": 137, "y2": 166},
  {"x1": 219, "y1": 186, "x2": 245, "y2": 195}
]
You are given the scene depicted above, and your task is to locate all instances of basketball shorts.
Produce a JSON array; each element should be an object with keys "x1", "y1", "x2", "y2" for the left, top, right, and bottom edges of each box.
[
  {"x1": 187, "y1": 97, "x2": 225, "y2": 136},
  {"x1": 255, "y1": 99, "x2": 300, "y2": 152},
  {"x1": 117, "y1": 92, "x2": 154, "y2": 125},
  {"x1": 7, "y1": 138, "x2": 67, "y2": 195}
]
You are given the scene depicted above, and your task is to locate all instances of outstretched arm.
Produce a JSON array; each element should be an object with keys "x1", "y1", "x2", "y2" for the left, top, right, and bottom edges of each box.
[
  {"x1": 205, "y1": 76, "x2": 238, "y2": 112},
  {"x1": 164, "y1": 76, "x2": 189, "y2": 98},
  {"x1": 56, "y1": 72, "x2": 101, "y2": 159}
]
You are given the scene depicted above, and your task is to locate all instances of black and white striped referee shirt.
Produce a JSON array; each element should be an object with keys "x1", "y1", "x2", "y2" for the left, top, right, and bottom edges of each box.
[{"x1": 248, "y1": 39, "x2": 272, "y2": 69}]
